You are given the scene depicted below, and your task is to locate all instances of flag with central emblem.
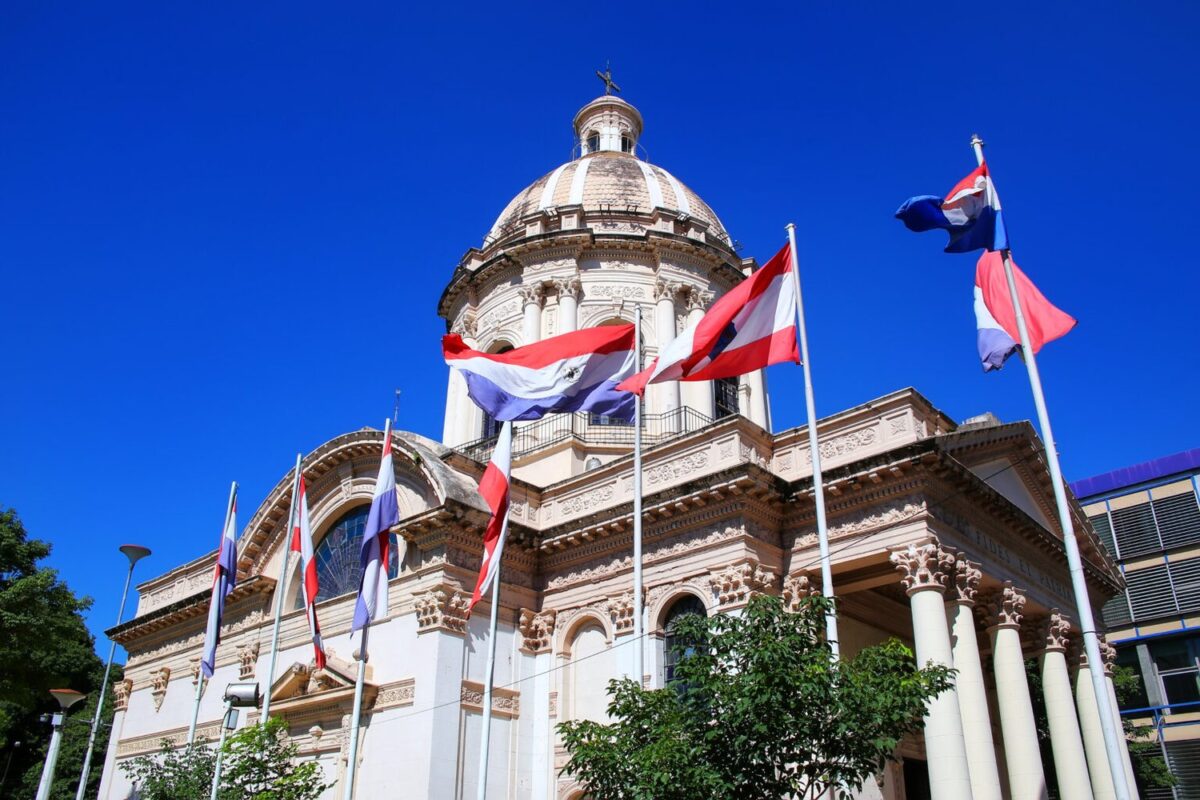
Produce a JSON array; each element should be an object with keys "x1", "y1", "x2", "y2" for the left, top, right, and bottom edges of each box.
[
  {"x1": 352, "y1": 421, "x2": 399, "y2": 633},
  {"x1": 618, "y1": 242, "x2": 799, "y2": 395}
]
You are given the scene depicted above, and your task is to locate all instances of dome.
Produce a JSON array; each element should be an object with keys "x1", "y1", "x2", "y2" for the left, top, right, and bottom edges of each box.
[{"x1": 482, "y1": 95, "x2": 730, "y2": 250}]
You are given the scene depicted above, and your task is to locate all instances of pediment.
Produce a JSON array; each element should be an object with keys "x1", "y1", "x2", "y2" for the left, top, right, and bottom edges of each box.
[
  {"x1": 267, "y1": 651, "x2": 376, "y2": 716},
  {"x1": 966, "y1": 456, "x2": 1057, "y2": 532}
]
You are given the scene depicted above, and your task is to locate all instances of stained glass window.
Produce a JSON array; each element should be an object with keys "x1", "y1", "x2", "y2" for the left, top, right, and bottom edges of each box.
[{"x1": 295, "y1": 506, "x2": 401, "y2": 608}]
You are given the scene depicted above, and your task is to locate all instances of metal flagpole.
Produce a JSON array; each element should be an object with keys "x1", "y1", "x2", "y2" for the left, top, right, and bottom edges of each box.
[
  {"x1": 344, "y1": 624, "x2": 369, "y2": 800},
  {"x1": 476, "y1": 512, "x2": 509, "y2": 800},
  {"x1": 632, "y1": 305, "x2": 645, "y2": 681},
  {"x1": 970, "y1": 134, "x2": 1132, "y2": 800},
  {"x1": 786, "y1": 223, "x2": 839, "y2": 657},
  {"x1": 189, "y1": 480, "x2": 237, "y2": 745},
  {"x1": 262, "y1": 454, "x2": 302, "y2": 721},
  {"x1": 76, "y1": 545, "x2": 150, "y2": 799}
]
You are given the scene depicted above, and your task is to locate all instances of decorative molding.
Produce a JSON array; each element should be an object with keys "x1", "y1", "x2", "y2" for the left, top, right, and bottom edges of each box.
[
  {"x1": 782, "y1": 573, "x2": 821, "y2": 612},
  {"x1": 116, "y1": 722, "x2": 223, "y2": 757},
  {"x1": 548, "y1": 690, "x2": 558, "y2": 719},
  {"x1": 590, "y1": 284, "x2": 644, "y2": 299},
  {"x1": 985, "y1": 582, "x2": 1027, "y2": 629},
  {"x1": 238, "y1": 641, "x2": 259, "y2": 680},
  {"x1": 519, "y1": 608, "x2": 557, "y2": 654},
  {"x1": 113, "y1": 678, "x2": 133, "y2": 712},
  {"x1": 414, "y1": 585, "x2": 470, "y2": 635},
  {"x1": 150, "y1": 667, "x2": 171, "y2": 712},
  {"x1": 951, "y1": 557, "x2": 982, "y2": 606},
  {"x1": 645, "y1": 450, "x2": 711, "y2": 486},
  {"x1": 373, "y1": 678, "x2": 416, "y2": 711},
  {"x1": 709, "y1": 560, "x2": 775, "y2": 610},
  {"x1": 1042, "y1": 609, "x2": 1071, "y2": 653},
  {"x1": 889, "y1": 542, "x2": 955, "y2": 595},
  {"x1": 460, "y1": 680, "x2": 520, "y2": 719},
  {"x1": 802, "y1": 427, "x2": 879, "y2": 463},
  {"x1": 605, "y1": 592, "x2": 635, "y2": 633}
]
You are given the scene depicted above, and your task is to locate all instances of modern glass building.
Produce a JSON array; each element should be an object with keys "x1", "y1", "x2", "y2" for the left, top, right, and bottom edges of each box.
[{"x1": 1074, "y1": 449, "x2": 1200, "y2": 798}]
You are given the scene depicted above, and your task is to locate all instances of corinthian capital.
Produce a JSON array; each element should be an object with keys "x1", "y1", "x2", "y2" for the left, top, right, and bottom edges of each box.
[
  {"x1": 890, "y1": 542, "x2": 955, "y2": 595},
  {"x1": 552, "y1": 276, "x2": 582, "y2": 300},
  {"x1": 653, "y1": 279, "x2": 682, "y2": 302},
  {"x1": 985, "y1": 582, "x2": 1027, "y2": 629},
  {"x1": 951, "y1": 557, "x2": 982, "y2": 606},
  {"x1": 685, "y1": 288, "x2": 714, "y2": 312},
  {"x1": 1042, "y1": 609, "x2": 1071, "y2": 653},
  {"x1": 517, "y1": 284, "x2": 546, "y2": 308}
]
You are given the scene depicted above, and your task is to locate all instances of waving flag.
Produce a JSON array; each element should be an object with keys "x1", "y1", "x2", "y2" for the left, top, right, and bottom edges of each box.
[
  {"x1": 975, "y1": 251, "x2": 1076, "y2": 371},
  {"x1": 443, "y1": 324, "x2": 637, "y2": 422},
  {"x1": 618, "y1": 243, "x2": 799, "y2": 395},
  {"x1": 200, "y1": 486, "x2": 238, "y2": 678},
  {"x1": 469, "y1": 421, "x2": 512, "y2": 615},
  {"x1": 896, "y1": 162, "x2": 1009, "y2": 253},
  {"x1": 290, "y1": 473, "x2": 326, "y2": 669},
  {"x1": 352, "y1": 422, "x2": 400, "y2": 632}
]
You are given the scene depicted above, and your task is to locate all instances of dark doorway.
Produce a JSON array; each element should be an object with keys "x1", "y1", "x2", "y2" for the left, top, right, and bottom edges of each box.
[{"x1": 903, "y1": 758, "x2": 931, "y2": 800}]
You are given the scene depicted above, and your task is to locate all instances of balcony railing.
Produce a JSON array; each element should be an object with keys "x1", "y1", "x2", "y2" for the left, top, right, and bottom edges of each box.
[{"x1": 455, "y1": 407, "x2": 716, "y2": 463}]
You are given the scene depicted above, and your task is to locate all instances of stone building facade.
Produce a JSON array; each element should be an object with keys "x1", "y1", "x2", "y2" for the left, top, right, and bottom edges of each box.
[{"x1": 100, "y1": 93, "x2": 1133, "y2": 800}]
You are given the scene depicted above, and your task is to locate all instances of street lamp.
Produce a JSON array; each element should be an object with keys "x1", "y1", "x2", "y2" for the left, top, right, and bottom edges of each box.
[
  {"x1": 36, "y1": 688, "x2": 86, "y2": 800},
  {"x1": 208, "y1": 682, "x2": 260, "y2": 800},
  {"x1": 75, "y1": 543, "x2": 151, "y2": 800}
]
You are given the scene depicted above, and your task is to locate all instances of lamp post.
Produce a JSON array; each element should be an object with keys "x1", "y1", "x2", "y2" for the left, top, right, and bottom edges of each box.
[
  {"x1": 36, "y1": 688, "x2": 86, "y2": 800},
  {"x1": 75, "y1": 543, "x2": 151, "y2": 800},
  {"x1": 209, "y1": 682, "x2": 260, "y2": 800}
]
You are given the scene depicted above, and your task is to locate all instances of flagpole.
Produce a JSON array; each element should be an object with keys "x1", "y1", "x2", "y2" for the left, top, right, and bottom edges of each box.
[
  {"x1": 262, "y1": 454, "x2": 301, "y2": 721},
  {"x1": 971, "y1": 135, "x2": 1132, "y2": 800},
  {"x1": 476, "y1": 512, "x2": 508, "y2": 800},
  {"x1": 189, "y1": 480, "x2": 237, "y2": 745},
  {"x1": 785, "y1": 224, "x2": 839, "y2": 657},
  {"x1": 632, "y1": 305, "x2": 645, "y2": 682}
]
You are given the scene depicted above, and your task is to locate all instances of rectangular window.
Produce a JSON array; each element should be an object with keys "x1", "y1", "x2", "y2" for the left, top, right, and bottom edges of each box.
[
  {"x1": 714, "y1": 377, "x2": 739, "y2": 420},
  {"x1": 1170, "y1": 557, "x2": 1200, "y2": 614},
  {"x1": 1114, "y1": 647, "x2": 1150, "y2": 710},
  {"x1": 1149, "y1": 635, "x2": 1200, "y2": 711},
  {"x1": 1089, "y1": 512, "x2": 1118, "y2": 558},
  {"x1": 1125, "y1": 565, "x2": 1178, "y2": 621},
  {"x1": 1152, "y1": 490, "x2": 1200, "y2": 550},
  {"x1": 1111, "y1": 500, "x2": 1162, "y2": 558}
]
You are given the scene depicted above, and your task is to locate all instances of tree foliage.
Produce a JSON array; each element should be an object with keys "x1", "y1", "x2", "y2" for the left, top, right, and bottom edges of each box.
[
  {"x1": 121, "y1": 718, "x2": 328, "y2": 800},
  {"x1": 559, "y1": 593, "x2": 954, "y2": 800},
  {"x1": 0, "y1": 507, "x2": 109, "y2": 799}
]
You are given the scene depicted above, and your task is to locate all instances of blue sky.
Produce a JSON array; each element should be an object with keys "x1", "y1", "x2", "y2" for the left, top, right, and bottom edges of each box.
[{"x1": 3, "y1": 2, "x2": 1197, "y2": 654}]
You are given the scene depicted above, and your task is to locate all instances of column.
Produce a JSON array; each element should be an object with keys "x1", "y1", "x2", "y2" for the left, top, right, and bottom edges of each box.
[
  {"x1": 1039, "y1": 611, "x2": 1094, "y2": 800},
  {"x1": 747, "y1": 370, "x2": 769, "y2": 430},
  {"x1": 680, "y1": 289, "x2": 715, "y2": 420},
  {"x1": 1100, "y1": 640, "x2": 1139, "y2": 799},
  {"x1": 653, "y1": 279, "x2": 681, "y2": 418},
  {"x1": 987, "y1": 583, "x2": 1047, "y2": 800},
  {"x1": 890, "y1": 543, "x2": 974, "y2": 800},
  {"x1": 519, "y1": 284, "x2": 545, "y2": 345},
  {"x1": 554, "y1": 276, "x2": 581, "y2": 333},
  {"x1": 949, "y1": 558, "x2": 1003, "y2": 800},
  {"x1": 1076, "y1": 646, "x2": 1116, "y2": 800}
]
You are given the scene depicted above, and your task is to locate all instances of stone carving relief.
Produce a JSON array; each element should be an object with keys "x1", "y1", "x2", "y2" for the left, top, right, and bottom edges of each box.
[
  {"x1": 150, "y1": 667, "x2": 171, "y2": 712},
  {"x1": 890, "y1": 543, "x2": 955, "y2": 595},
  {"x1": 373, "y1": 678, "x2": 416, "y2": 711},
  {"x1": 460, "y1": 680, "x2": 520, "y2": 719},
  {"x1": 477, "y1": 301, "x2": 520, "y2": 334},
  {"x1": 710, "y1": 561, "x2": 775, "y2": 610},
  {"x1": 952, "y1": 558, "x2": 982, "y2": 606},
  {"x1": 559, "y1": 484, "x2": 615, "y2": 516},
  {"x1": 782, "y1": 573, "x2": 821, "y2": 611},
  {"x1": 1099, "y1": 636, "x2": 1117, "y2": 677},
  {"x1": 739, "y1": 443, "x2": 768, "y2": 468},
  {"x1": 238, "y1": 642, "x2": 259, "y2": 680},
  {"x1": 803, "y1": 427, "x2": 879, "y2": 463},
  {"x1": 113, "y1": 678, "x2": 133, "y2": 712},
  {"x1": 888, "y1": 416, "x2": 909, "y2": 437},
  {"x1": 605, "y1": 593, "x2": 635, "y2": 633},
  {"x1": 987, "y1": 582, "x2": 1027, "y2": 628},
  {"x1": 519, "y1": 609, "x2": 557, "y2": 654},
  {"x1": 414, "y1": 586, "x2": 470, "y2": 635},
  {"x1": 592, "y1": 284, "x2": 645, "y2": 300},
  {"x1": 548, "y1": 691, "x2": 558, "y2": 719},
  {"x1": 645, "y1": 450, "x2": 710, "y2": 485},
  {"x1": 1042, "y1": 609, "x2": 1071, "y2": 652}
]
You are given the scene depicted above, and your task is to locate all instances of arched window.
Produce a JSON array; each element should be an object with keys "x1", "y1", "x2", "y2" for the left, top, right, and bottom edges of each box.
[
  {"x1": 586, "y1": 131, "x2": 600, "y2": 154},
  {"x1": 481, "y1": 343, "x2": 514, "y2": 438},
  {"x1": 663, "y1": 595, "x2": 707, "y2": 685},
  {"x1": 295, "y1": 506, "x2": 400, "y2": 608},
  {"x1": 714, "y1": 376, "x2": 740, "y2": 420},
  {"x1": 620, "y1": 134, "x2": 633, "y2": 153}
]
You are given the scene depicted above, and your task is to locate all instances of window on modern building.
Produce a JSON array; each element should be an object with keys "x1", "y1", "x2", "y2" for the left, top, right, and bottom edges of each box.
[
  {"x1": 1170, "y1": 556, "x2": 1200, "y2": 613},
  {"x1": 480, "y1": 343, "x2": 514, "y2": 438},
  {"x1": 296, "y1": 506, "x2": 400, "y2": 608},
  {"x1": 1089, "y1": 512, "x2": 1118, "y2": 558},
  {"x1": 1152, "y1": 488, "x2": 1200, "y2": 549},
  {"x1": 1149, "y1": 635, "x2": 1200, "y2": 711},
  {"x1": 663, "y1": 595, "x2": 707, "y2": 686},
  {"x1": 586, "y1": 131, "x2": 600, "y2": 153},
  {"x1": 1115, "y1": 647, "x2": 1151, "y2": 710},
  {"x1": 1111, "y1": 500, "x2": 1163, "y2": 558},
  {"x1": 714, "y1": 377, "x2": 739, "y2": 420},
  {"x1": 1125, "y1": 564, "x2": 1179, "y2": 621}
]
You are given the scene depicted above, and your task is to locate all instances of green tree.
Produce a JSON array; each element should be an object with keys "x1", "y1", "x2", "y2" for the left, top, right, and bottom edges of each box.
[
  {"x1": 121, "y1": 718, "x2": 328, "y2": 800},
  {"x1": 559, "y1": 593, "x2": 954, "y2": 800},
  {"x1": 0, "y1": 507, "x2": 108, "y2": 799}
]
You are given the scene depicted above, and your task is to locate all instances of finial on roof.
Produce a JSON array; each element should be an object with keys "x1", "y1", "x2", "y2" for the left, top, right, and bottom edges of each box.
[{"x1": 596, "y1": 61, "x2": 621, "y2": 96}]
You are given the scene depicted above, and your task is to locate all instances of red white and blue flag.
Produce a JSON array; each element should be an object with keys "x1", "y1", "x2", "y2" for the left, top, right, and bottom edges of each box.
[
  {"x1": 974, "y1": 251, "x2": 1075, "y2": 371},
  {"x1": 352, "y1": 422, "x2": 400, "y2": 632},
  {"x1": 290, "y1": 473, "x2": 326, "y2": 669},
  {"x1": 618, "y1": 243, "x2": 799, "y2": 394},
  {"x1": 443, "y1": 325, "x2": 637, "y2": 422},
  {"x1": 469, "y1": 421, "x2": 512, "y2": 615},
  {"x1": 200, "y1": 486, "x2": 238, "y2": 678},
  {"x1": 896, "y1": 162, "x2": 1009, "y2": 253}
]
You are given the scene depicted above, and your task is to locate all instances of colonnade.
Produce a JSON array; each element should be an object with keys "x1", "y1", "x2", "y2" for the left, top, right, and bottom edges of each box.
[{"x1": 890, "y1": 542, "x2": 1138, "y2": 800}]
